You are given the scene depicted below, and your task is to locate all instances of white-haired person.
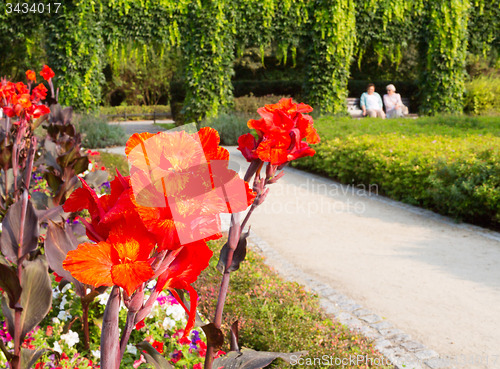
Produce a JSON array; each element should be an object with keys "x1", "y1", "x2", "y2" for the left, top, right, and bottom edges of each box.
[{"x1": 383, "y1": 84, "x2": 407, "y2": 118}]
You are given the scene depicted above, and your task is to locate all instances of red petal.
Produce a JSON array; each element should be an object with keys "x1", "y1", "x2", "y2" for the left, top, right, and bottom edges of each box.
[{"x1": 111, "y1": 261, "x2": 153, "y2": 296}]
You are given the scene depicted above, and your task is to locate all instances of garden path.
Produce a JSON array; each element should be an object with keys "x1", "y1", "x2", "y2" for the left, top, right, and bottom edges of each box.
[
  {"x1": 108, "y1": 119, "x2": 173, "y2": 135},
  {"x1": 102, "y1": 126, "x2": 500, "y2": 369},
  {"x1": 225, "y1": 146, "x2": 500, "y2": 369}
]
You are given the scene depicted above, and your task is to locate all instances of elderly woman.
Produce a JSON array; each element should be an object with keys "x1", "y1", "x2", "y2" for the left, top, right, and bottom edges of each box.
[
  {"x1": 360, "y1": 83, "x2": 385, "y2": 118},
  {"x1": 383, "y1": 84, "x2": 406, "y2": 118}
]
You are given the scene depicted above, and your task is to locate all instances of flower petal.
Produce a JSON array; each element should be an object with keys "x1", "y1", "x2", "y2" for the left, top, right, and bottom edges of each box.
[
  {"x1": 63, "y1": 242, "x2": 114, "y2": 288},
  {"x1": 111, "y1": 261, "x2": 153, "y2": 296}
]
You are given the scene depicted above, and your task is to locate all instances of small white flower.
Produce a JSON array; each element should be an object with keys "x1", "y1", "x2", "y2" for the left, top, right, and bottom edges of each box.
[
  {"x1": 61, "y1": 330, "x2": 80, "y2": 348},
  {"x1": 96, "y1": 292, "x2": 110, "y2": 306},
  {"x1": 53, "y1": 341, "x2": 62, "y2": 354},
  {"x1": 57, "y1": 310, "x2": 71, "y2": 321},
  {"x1": 61, "y1": 284, "x2": 72, "y2": 294},
  {"x1": 146, "y1": 280, "x2": 156, "y2": 289},
  {"x1": 126, "y1": 344, "x2": 137, "y2": 355},
  {"x1": 52, "y1": 317, "x2": 61, "y2": 324},
  {"x1": 166, "y1": 304, "x2": 185, "y2": 322},
  {"x1": 91, "y1": 349, "x2": 100, "y2": 358},
  {"x1": 59, "y1": 296, "x2": 68, "y2": 310},
  {"x1": 162, "y1": 317, "x2": 176, "y2": 331},
  {"x1": 86, "y1": 288, "x2": 92, "y2": 294}
]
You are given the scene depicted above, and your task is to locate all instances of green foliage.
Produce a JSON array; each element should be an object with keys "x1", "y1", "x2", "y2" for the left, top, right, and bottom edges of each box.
[
  {"x1": 304, "y1": 0, "x2": 356, "y2": 114},
  {"x1": 102, "y1": 44, "x2": 179, "y2": 106},
  {"x1": 44, "y1": 1, "x2": 105, "y2": 112},
  {"x1": 467, "y1": 0, "x2": 500, "y2": 59},
  {"x1": 74, "y1": 114, "x2": 127, "y2": 148},
  {"x1": 180, "y1": 0, "x2": 235, "y2": 123},
  {"x1": 99, "y1": 105, "x2": 171, "y2": 121},
  {"x1": 464, "y1": 75, "x2": 500, "y2": 115},
  {"x1": 94, "y1": 152, "x2": 130, "y2": 177},
  {"x1": 293, "y1": 116, "x2": 500, "y2": 229},
  {"x1": 312, "y1": 115, "x2": 500, "y2": 140},
  {"x1": 233, "y1": 94, "x2": 291, "y2": 113},
  {"x1": 195, "y1": 240, "x2": 391, "y2": 368},
  {"x1": 419, "y1": 0, "x2": 470, "y2": 114},
  {"x1": 200, "y1": 113, "x2": 251, "y2": 145}
]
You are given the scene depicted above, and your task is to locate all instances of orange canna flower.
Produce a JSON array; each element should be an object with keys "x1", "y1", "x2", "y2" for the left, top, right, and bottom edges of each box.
[
  {"x1": 155, "y1": 241, "x2": 213, "y2": 337},
  {"x1": 26, "y1": 70, "x2": 36, "y2": 82},
  {"x1": 63, "y1": 226, "x2": 155, "y2": 296}
]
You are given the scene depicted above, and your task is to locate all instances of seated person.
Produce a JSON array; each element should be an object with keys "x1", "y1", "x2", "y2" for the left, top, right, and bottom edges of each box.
[
  {"x1": 383, "y1": 84, "x2": 407, "y2": 118},
  {"x1": 360, "y1": 83, "x2": 385, "y2": 118}
]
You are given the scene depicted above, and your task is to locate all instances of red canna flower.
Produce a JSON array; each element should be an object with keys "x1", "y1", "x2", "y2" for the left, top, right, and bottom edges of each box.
[
  {"x1": 126, "y1": 128, "x2": 254, "y2": 249},
  {"x1": 155, "y1": 242, "x2": 213, "y2": 338},
  {"x1": 40, "y1": 65, "x2": 55, "y2": 81},
  {"x1": 32, "y1": 83, "x2": 48, "y2": 101},
  {"x1": 26, "y1": 70, "x2": 36, "y2": 82},
  {"x1": 238, "y1": 98, "x2": 320, "y2": 165}
]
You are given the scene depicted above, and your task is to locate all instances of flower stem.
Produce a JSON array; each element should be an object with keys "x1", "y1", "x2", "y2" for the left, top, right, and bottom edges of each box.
[
  {"x1": 82, "y1": 301, "x2": 90, "y2": 351},
  {"x1": 101, "y1": 286, "x2": 121, "y2": 369}
]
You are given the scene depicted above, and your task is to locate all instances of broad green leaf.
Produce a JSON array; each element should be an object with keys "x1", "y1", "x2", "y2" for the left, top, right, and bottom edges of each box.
[
  {"x1": 212, "y1": 349, "x2": 308, "y2": 369},
  {"x1": 20, "y1": 347, "x2": 49, "y2": 369},
  {"x1": 136, "y1": 341, "x2": 174, "y2": 369},
  {"x1": 1, "y1": 196, "x2": 40, "y2": 263},
  {"x1": 201, "y1": 323, "x2": 224, "y2": 351},
  {"x1": 17, "y1": 257, "x2": 52, "y2": 342},
  {"x1": 0, "y1": 263, "x2": 22, "y2": 308}
]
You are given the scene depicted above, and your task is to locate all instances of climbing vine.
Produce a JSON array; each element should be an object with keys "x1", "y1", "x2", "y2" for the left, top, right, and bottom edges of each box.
[
  {"x1": 304, "y1": 0, "x2": 356, "y2": 114},
  {"x1": 44, "y1": 0, "x2": 105, "y2": 111},
  {"x1": 179, "y1": 0, "x2": 235, "y2": 123},
  {"x1": 419, "y1": 0, "x2": 470, "y2": 114},
  {"x1": 0, "y1": 0, "x2": 496, "y2": 116}
]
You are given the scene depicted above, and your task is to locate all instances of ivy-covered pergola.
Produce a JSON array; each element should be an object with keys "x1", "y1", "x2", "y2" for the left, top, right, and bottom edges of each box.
[{"x1": 0, "y1": 0, "x2": 497, "y2": 119}]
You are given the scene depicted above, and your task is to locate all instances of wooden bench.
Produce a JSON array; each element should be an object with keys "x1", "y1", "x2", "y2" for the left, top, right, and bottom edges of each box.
[{"x1": 347, "y1": 97, "x2": 413, "y2": 118}]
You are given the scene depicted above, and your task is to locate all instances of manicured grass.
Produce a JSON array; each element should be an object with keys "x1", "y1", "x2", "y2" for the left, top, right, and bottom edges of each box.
[
  {"x1": 293, "y1": 115, "x2": 500, "y2": 229},
  {"x1": 195, "y1": 240, "x2": 391, "y2": 369},
  {"x1": 313, "y1": 115, "x2": 500, "y2": 141},
  {"x1": 155, "y1": 122, "x2": 177, "y2": 130},
  {"x1": 95, "y1": 152, "x2": 130, "y2": 177}
]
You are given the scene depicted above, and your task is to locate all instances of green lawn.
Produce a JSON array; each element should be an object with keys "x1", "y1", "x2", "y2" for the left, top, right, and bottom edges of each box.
[{"x1": 313, "y1": 115, "x2": 500, "y2": 140}]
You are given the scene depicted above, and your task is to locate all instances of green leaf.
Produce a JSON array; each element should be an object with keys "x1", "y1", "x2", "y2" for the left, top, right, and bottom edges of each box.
[
  {"x1": 216, "y1": 231, "x2": 249, "y2": 274},
  {"x1": 20, "y1": 347, "x2": 50, "y2": 369},
  {"x1": 212, "y1": 349, "x2": 308, "y2": 369},
  {"x1": 1, "y1": 197, "x2": 40, "y2": 263},
  {"x1": 136, "y1": 341, "x2": 174, "y2": 369},
  {"x1": 1, "y1": 297, "x2": 15, "y2": 339},
  {"x1": 73, "y1": 156, "x2": 90, "y2": 175},
  {"x1": 201, "y1": 323, "x2": 224, "y2": 351},
  {"x1": 85, "y1": 170, "x2": 109, "y2": 188},
  {"x1": 44, "y1": 222, "x2": 81, "y2": 285},
  {"x1": 17, "y1": 257, "x2": 53, "y2": 342},
  {"x1": 0, "y1": 264, "x2": 22, "y2": 308}
]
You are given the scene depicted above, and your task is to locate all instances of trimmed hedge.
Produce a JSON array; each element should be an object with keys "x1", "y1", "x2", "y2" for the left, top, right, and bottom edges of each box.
[
  {"x1": 464, "y1": 76, "x2": 500, "y2": 115},
  {"x1": 99, "y1": 105, "x2": 171, "y2": 121},
  {"x1": 292, "y1": 120, "x2": 500, "y2": 229}
]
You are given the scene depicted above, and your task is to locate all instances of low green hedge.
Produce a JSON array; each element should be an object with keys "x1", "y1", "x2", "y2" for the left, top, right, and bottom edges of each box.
[
  {"x1": 464, "y1": 75, "x2": 500, "y2": 115},
  {"x1": 293, "y1": 132, "x2": 500, "y2": 229},
  {"x1": 74, "y1": 114, "x2": 127, "y2": 148},
  {"x1": 100, "y1": 105, "x2": 171, "y2": 121}
]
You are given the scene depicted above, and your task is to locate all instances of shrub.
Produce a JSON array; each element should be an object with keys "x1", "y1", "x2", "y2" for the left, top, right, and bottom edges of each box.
[
  {"x1": 200, "y1": 113, "x2": 252, "y2": 145},
  {"x1": 233, "y1": 94, "x2": 291, "y2": 113},
  {"x1": 293, "y1": 131, "x2": 500, "y2": 229},
  {"x1": 74, "y1": 114, "x2": 127, "y2": 148},
  {"x1": 464, "y1": 76, "x2": 500, "y2": 115},
  {"x1": 99, "y1": 105, "x2": 171, "y2": 121}
]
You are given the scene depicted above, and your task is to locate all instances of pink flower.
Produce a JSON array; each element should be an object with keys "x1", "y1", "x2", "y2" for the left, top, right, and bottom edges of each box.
[{"x1": 133, "y1": 355, "x2": 146, "y2": 369}]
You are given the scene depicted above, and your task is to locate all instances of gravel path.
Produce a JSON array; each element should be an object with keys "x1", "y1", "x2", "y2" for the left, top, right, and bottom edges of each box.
[{"x1": 102, "y1": 124, "x2": 500, "y2": 369}]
